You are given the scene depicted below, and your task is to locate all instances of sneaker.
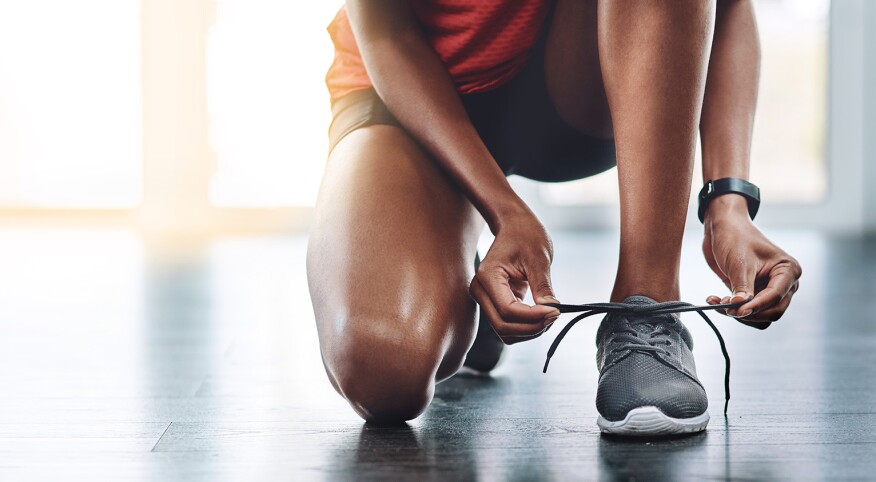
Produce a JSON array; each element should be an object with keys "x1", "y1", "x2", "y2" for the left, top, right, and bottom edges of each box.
[
  {"x1": 460, "y1": 253, "x2": 505, "y2": 375},
  {"x1": 595, "y1": 295, "x2": 710, "y2": 436}
]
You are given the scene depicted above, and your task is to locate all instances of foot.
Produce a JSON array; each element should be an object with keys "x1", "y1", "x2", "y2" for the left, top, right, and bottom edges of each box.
[
  {"x1": 460, "y1": 252, "x2": 505, "y2": 375},
  {"x1": 595, "y1": 295, "x2": 709, "y2": 436},
  {"x1": 460, "y1": 305, "x2": 506, "y2": 375}
]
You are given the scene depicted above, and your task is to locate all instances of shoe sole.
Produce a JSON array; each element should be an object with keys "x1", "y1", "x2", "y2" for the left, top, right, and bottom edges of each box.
[
  {"x1": 597, "y1": 406, "x2": 709, "y2": 436},
  {"x1": 458, "y1": 348, "x2": 507, "y2": 377}
]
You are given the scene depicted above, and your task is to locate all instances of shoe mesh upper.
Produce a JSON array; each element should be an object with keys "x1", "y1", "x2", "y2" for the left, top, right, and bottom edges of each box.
[{"x1": 595, "y1": 295, "x2": 708, "y2": 421}]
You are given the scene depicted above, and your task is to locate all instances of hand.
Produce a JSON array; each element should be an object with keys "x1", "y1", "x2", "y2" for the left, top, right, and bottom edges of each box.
[
  {"x1": 702, "y1": 196, "x2": 802, "y2": 328},
  {"x1": 469, "y1": 208, "x2": 561, "y2": 344}
]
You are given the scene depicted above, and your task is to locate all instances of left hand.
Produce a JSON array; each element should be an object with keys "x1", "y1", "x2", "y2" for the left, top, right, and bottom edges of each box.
[{"x1": 702, "y1": 196, "x2": 802, "y2": 328}]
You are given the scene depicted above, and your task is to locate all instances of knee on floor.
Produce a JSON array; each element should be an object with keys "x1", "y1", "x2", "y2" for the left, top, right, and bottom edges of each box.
[{"x1": 326, "y1": 321, "x2": 448, "y2": 424}]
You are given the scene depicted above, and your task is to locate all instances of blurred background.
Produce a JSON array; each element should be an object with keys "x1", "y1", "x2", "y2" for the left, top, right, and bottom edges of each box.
[{"x1": 1, "y1": 0, "x2": 872, "y2": 236}]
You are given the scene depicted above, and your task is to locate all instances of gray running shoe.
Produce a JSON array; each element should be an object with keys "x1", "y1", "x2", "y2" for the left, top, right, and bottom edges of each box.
[
  {"x1": 461, "y1": 252, "x2": 505, "y2": 375},
  {"x1": 595, "y1": 295, "x2": 709, "y2": 436},
  {"x1": 460, "y1": 305, "x2": 506, "y2": 375}
]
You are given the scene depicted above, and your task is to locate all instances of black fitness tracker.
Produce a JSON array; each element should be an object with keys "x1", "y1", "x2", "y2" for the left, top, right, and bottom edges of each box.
[{"x1": 697, "y1": 177, "x2": 760, "y2": 223}]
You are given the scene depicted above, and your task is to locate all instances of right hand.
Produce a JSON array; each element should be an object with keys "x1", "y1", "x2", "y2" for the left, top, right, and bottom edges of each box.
[{"x1": 469, "y1": 210, "x2": 561, "y2": 345}]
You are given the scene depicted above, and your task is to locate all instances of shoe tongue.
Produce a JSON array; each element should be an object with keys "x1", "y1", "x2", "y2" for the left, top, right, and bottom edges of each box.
[
  {"x1": 619, "y1": 295, "x2": 664, "y2": 334},
  {"x1": 621, "y1": 295, "x2": 658, "y2": 305}
]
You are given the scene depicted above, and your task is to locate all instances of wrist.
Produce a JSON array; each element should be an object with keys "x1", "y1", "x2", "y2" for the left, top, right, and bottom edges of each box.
[
  {"x1": 486, "y1": 199, "x2": 535, "y2": 234},
  {"x1": 704, "y1": 194, "x2": 752, "y2": 225}
]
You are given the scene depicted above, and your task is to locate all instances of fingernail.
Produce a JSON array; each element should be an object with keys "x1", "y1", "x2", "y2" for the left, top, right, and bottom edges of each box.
[
  {"x1": 730, "y1": 309, "x2": 752, "y2": 319},
  {"x1": 544, "y1": 296, "x2": 561, "y2": 305}
]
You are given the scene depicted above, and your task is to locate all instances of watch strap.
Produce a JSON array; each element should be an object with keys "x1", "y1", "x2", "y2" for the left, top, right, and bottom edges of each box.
[{"x1": 698, "y1": 178, "x2": 760, "y2": 223}]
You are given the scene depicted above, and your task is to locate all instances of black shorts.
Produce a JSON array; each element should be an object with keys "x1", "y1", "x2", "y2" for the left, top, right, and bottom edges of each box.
[{"x1": 327, "y1": 16, "x2": 616, "y2": 183}]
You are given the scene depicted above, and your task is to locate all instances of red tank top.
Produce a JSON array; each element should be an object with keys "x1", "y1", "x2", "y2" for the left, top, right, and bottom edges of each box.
[{"x1": 325, "y1": 0, "x2": 550, "y2": 103}]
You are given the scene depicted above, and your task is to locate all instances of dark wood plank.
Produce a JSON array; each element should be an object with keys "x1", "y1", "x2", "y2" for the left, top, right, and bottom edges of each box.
[{"x1": 0, "y1": 229, "x2": 874, "y2": 480}]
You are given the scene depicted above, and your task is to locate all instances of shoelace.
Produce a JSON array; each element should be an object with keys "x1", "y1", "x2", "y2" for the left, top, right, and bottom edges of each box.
[{"x1": 542, "y1": 299, "x2": 748, "y2": 414}]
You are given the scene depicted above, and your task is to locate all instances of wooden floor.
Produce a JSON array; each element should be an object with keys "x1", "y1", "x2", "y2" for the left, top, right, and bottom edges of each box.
[{"x1": 0, "y1": 227, "x2": 874, "y2": 480}]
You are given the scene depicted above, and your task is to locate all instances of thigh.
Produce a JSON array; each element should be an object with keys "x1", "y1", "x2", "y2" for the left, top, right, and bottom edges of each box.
[
  {"x1": 307, "y1": 125, "x2": 483, "y2": 388},
  {"x1": 462, "y1": 0, "x2": 616, "y2": 183},
  {"x1": 544, "y1": 0, "x2": 613, "y2": 140}
]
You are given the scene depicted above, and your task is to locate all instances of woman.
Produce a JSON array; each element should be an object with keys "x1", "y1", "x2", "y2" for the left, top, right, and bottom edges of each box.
[{"x1": 307, "y1": 0, "x2": 802, "y2": 435}]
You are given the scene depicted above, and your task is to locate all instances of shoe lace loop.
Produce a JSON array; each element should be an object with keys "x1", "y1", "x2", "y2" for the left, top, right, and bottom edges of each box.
[
  {"x1": 541, "y1": 299, "x2": 748, "y2": 415},
  {"x1": 607, "y1": 331, "x2": 671, "y2": 358}
]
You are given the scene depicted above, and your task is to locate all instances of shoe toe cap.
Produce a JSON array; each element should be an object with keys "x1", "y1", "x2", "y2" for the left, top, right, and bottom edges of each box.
[{"x1": 596, "y1": 354, "x2": 708, "y2": 422}]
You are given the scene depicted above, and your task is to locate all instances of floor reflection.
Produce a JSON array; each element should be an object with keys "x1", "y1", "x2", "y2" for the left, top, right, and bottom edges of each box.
[
  {"x1": 597, "y1": 431, "x2": 709, "y2": 481},
  {"x1": 349, "y1": 424, "x2": 440, "y2": 479},
  {"x1": 336, "y1": 375, "x2": 505, "y2": 480},
  {"x1": 143, "y1": 250, "x2": 216, "y2": 394},
  {"x1": 3, "y1": 229, "x2": 873, "y2": 479}
]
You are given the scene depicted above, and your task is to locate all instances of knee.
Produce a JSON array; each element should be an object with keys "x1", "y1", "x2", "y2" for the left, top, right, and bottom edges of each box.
[
  {"x1": 324, "y1": 318, "x2": 448, "y2": 424},
  {"x1": 339, "y1": 368, "x2": 434, "y2": 424}
]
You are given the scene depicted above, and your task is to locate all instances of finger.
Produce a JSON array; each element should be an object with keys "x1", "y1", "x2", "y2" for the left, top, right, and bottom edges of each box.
[
  {"x1": 706, "y1": 295, "x2": 721, "y2": 305},
  {"x1": 736, "y1": 266, "x2": 798, "y2": 317},
  {"x1": 476, "y1": 266, "x2": 558, "y2": 323},
  {"x1": 736, "y1": 318, "x2": 773, "y2": 330},
  {"x1": 726, "y1": 259, "x2": 758, "y2": 316},
  {"x1": 470, "y1": 277, "x2": 556, "y2": 331},
  {"x1": 714, "y1": 296, "x2": 731, "y2": 316},
  {"x1": 527, "y1": 259, "x2": 560, "y2": 306},
  {"x1": 509, "y1": 278, "x2": 528, "y2": 302},
  {"x1": 744, "y1": 291, "x2": 793, "y2": 323},
  {"x1": 470, "y1": 279, "x2": 553, "y2": 344}
]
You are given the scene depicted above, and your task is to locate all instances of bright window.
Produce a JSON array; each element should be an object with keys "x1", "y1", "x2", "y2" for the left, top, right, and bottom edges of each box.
[
  {"x1": 0, "y1": 0, "x2": 840, "y2": 225},
  {"x1": 0, "y1": 0, "x2": 141, "y2": 208},
  {"x1": 206, "y1": 0, "x2": 343, "y2": 208}
]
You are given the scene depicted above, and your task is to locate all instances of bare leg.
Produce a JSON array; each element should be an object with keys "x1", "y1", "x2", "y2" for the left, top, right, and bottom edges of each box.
[
  {"x1": 546, "y1": 0, "x2": 766, "y2": 304},
  {"x1": 544, "y1": 0, "x2": 613, "y2": 140},
  {"x1": 598, "y1": 0, "x2": 716, "y2": 302},
  {"x1": 307, "y1": 125, "x2": 483, "y2": 423},
  {"x1": 701, "y1": 0, "x2": 759, "y2": 182}
]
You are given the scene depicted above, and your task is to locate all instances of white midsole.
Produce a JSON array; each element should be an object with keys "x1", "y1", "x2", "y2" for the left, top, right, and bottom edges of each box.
[
  {"x1": 456, "y1": 348, "x2": 507, "y2": 377},
  {"x1": 597, "y1": 406, "x2": 710, "y2": 436}
]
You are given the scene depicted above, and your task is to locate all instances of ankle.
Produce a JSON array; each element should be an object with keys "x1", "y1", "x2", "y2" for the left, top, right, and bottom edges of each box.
[{"x1": 610, "y1": 282, "x2": 680, "y2": 303}]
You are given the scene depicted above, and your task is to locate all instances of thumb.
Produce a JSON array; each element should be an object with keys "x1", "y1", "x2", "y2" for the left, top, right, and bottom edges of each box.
[
  {"x1": 728, "y1": 260, "x2": 756, "y2": 314},
  {"x1": 528, "y1": 263, "x2": 560, "y2": 308}
]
